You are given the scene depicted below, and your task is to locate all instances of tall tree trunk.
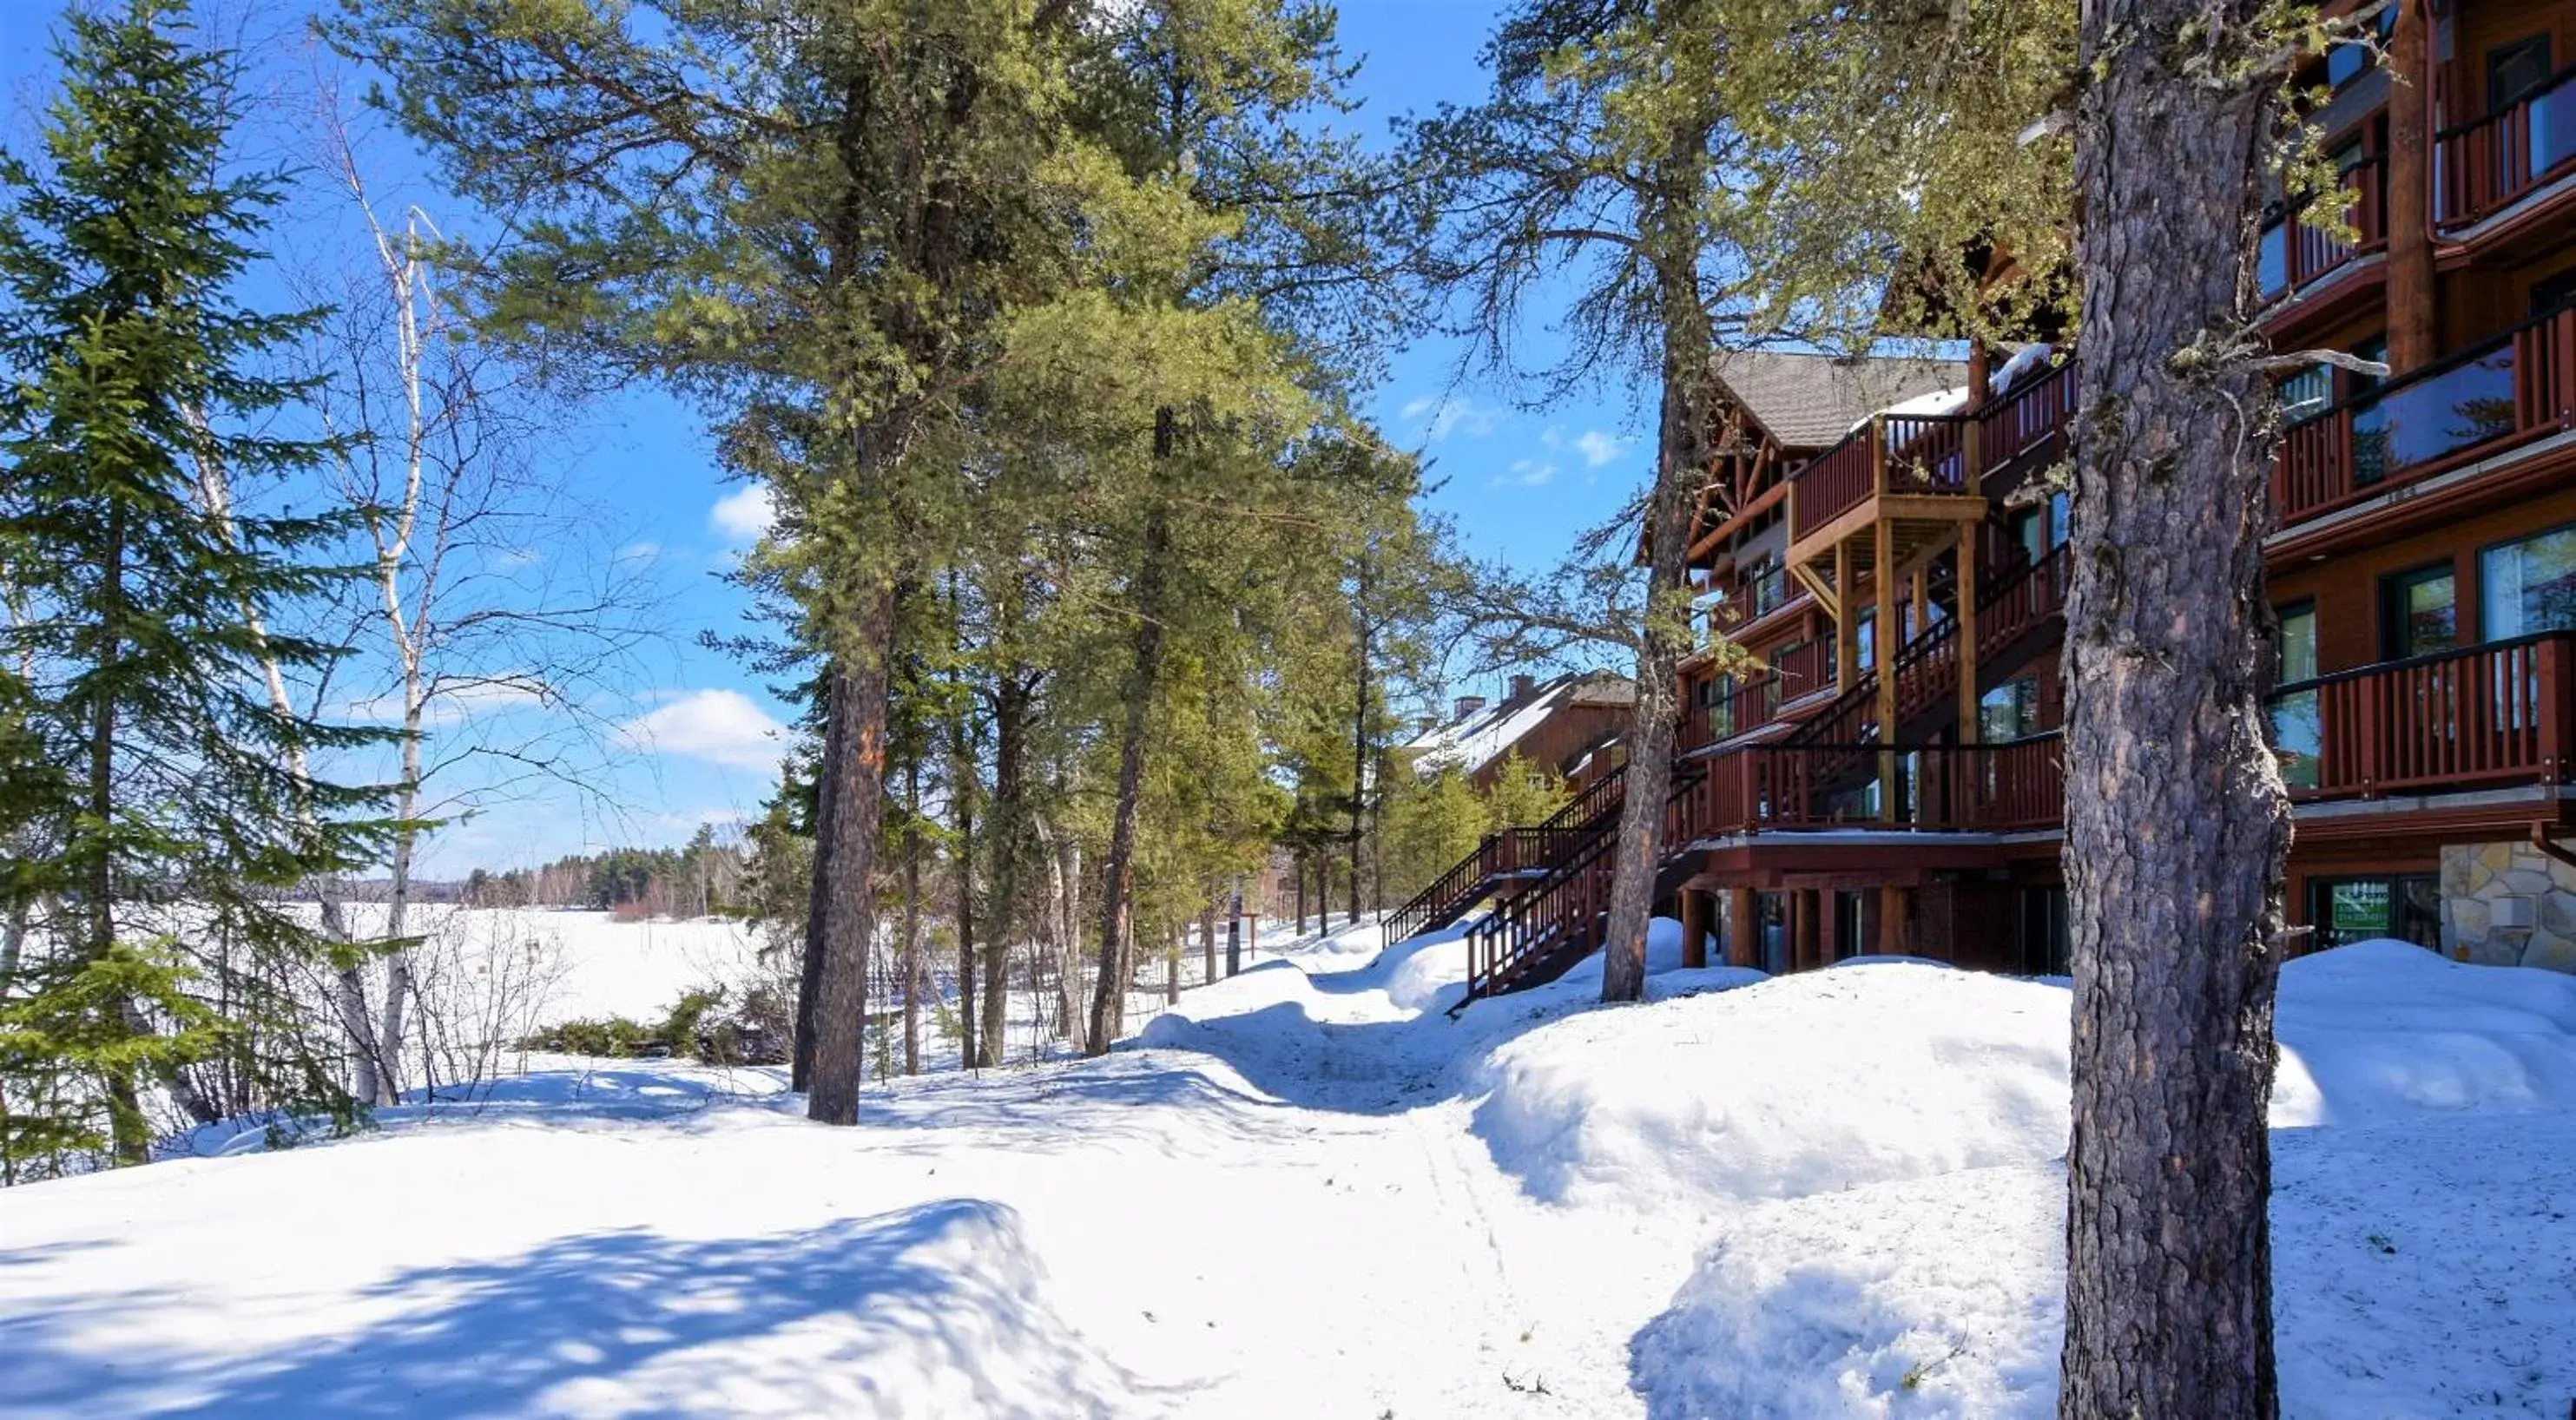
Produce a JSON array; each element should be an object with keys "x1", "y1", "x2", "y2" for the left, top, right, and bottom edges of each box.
[
  {"x1": 806, "y1": 589, "x2": 899, "y2": 1124},
  {"x1": 1598, "y1": 142, "x2": 1716, "y2": 1004},
  {"x1": 1165, "y1": 922, "x2": 1179, "y2": 1004},
  {"x1": 792, "y1": 663, "x2": 850, "y2": 1092},
  {"x1": 953, "y1": 747, "x2": 978, "y2": 1072},
  {"x1": 901, "y1": 757, "x2": 921, "y2": 1076},
  {"x1": 1201, "y1": 897, "x2": 1217, "y2": 985},
  {"x1": 1087, "y1": 411, "x2": 1177, "y2": 1055},
  {"x1": 1349, "y1": 582, "x2": 1368, "y2": 927},
  {"x1": 90, "y1": 502, "x2": 146, "y2": 1165},
  {"x1": 978, "y1": 671, "x2": 1027, "y2": 1067},
  {"x1": 2059, "y1": 0, "x2": 2289, "y2": 1410}
]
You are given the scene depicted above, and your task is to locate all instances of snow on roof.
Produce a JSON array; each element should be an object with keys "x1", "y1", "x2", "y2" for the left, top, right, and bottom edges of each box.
[
  {"x1": 1403, "y1": 673, "x2": 1630, "y2": 778},
  {"x1": 1708, "y1": 351, "x2": 1968, "y2": 449}
]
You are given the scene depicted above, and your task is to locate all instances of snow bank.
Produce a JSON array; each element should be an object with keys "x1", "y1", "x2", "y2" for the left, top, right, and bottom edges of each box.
[
  {"x1": 1471, "y1": 961, "x2": 2065, "y2": 1211},
  {"x1": 2273, "y1": 937, "x2": 2576, "y2": 1125},
  {"x1": 1632, "y1": 1114, "x2": 2576, "y2": 1418},
  {"x1": 1626, "y1": 942, "x2": 2576, "y2": 1417}
]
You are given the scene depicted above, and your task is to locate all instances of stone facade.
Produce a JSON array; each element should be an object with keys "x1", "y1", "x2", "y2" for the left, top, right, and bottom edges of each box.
[{"x1": 2440, "y1": 839, "x2": 2576, "y2": 974}]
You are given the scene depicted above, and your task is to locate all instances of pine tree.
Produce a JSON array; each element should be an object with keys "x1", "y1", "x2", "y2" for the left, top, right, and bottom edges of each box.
[
  {"x1": 0, "y1": 0, "x2": 388, "y2": 1173},
  {"x1": 1407, "y1": 0, "x2": 1735, "y2": 1003}
]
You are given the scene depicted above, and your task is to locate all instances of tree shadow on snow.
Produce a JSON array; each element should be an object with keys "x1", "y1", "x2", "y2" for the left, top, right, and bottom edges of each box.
[{"x1": 0, "y1": 1200, "x2": 1163, "y2": 1419}]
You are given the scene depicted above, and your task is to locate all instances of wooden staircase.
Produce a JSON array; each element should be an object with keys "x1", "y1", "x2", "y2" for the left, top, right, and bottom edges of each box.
[
  {"x1": 1455, "y1": 542, "x2": 2076, "y2": 1003},
  {"x1": 1380, "y1": 766, "x2": 1624, "y2": 947}
]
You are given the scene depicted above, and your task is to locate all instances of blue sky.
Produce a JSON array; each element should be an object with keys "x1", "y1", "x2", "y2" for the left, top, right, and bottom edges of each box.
[{"x1": 1, "y1": 0, "x2": 1646, "y2": 872}]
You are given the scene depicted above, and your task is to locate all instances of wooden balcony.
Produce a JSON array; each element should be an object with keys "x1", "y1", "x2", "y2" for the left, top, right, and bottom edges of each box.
[
  {"x1": 2257, "y1": 155, "x2": 2386, "y2": 299},
  {"x1": 2273, "y1": 305, "x2": 2576, "y2": 527},
  {"x1": 1678, "y1": 637, "x2": 1837, "y2": 751},
  {"x1": 1785, "y1": 411, "x2": 1986, "y2": 579},
  {"x1": 2270, "y1": 631, "x2": 2575, "y2": 801},
  {"x1": 1682, "y1": 733, "x2": 2066, "y2": 838},
  {"x1": 2436, "y1": 64, "x2": 2576, "y2": 231}
]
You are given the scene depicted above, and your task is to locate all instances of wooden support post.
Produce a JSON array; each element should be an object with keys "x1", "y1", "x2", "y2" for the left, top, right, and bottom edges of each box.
[
  {"x1": 1679, "y1": 890, "x2": 1709, "y2": 969},
  {"x1": 1793, "y1": 889, "x2": 1818, "y2": 971},
  {"x1": 1910, "y1": 567, "x2": 1928, "y2": 641},
  {"x1": 1728, "y1": 886, "x2": 1757, "y2": 968},
  {"x1": 1835, "y1": 538, "x2": 1859, "y2": 693},
  {"x1": 1957, "y1": 528, "x2": 1982, "y2": 751},
  {"x1": 1878, "y1": 884, "x2": 1906, "y2": 957},
  {"x1": 1874, "y1": 517, "x2": 1899, "y2": 824}
]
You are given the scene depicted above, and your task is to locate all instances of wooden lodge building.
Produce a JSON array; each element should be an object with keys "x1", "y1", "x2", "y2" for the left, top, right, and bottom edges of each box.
[{"x1": 1400, "y1": 0, "x2": 2576, "y2": 996}]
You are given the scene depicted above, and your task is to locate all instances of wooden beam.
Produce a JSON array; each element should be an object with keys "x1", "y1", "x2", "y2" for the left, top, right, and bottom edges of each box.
[
  {"x1": 1957, "y1": 527, "x2": 1982, "y2": 747},
  {"x1": 1727, "y1": 886, "x2": 1756, "y2": 968},
  {"x1": 1878, "y1": 884, "x2": 1907, "y2": 956},
  {"x1": 1790, "y1": 558, "x2": 1841, "y2": 623},
  {"x1": 1835, "y1": 538, "x2": 1859, "y2": 694},
  {"x1": 1689, "y1": 479, "x2": 1789, "y2": 562},
  {"x1": 1874, "y1": 516, "x2": 1898, "y2": 824},
  {"x1": 1679, "y1": 890, "x2": 1709, "y2": 969}
]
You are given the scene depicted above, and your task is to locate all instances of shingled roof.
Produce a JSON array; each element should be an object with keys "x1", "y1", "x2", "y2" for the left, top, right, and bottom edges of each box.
[{"x1": 1710, "y1": 351, "x2": 1968, "y2": 450}]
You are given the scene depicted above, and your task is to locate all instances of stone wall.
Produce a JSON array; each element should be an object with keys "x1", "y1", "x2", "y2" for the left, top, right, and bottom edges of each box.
[{"x1": 2440, "y1": 839, "x2": 2576, "y2": 974}]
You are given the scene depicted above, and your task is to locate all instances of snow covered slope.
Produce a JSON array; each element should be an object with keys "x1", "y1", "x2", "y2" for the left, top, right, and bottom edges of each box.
[{"x1": 3, "y1": 929, "x2": 2573, "y2": 1417}]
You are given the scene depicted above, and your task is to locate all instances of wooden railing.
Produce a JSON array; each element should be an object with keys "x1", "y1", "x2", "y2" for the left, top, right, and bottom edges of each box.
[
  {"x1": 1703, "y1": 563, "x2": 1797, "y2": 638},
  {"x1": 1789, "y1": 429, "x2": 1878, "y2": 538},
  {"x1": 1780, "y1": 542, "x2": 2072, "y2": 784},
  {"x1": 2273, "y1": 306, "x2": 2576, "y2": 525},
  {"x1": 1464, "y1": 766, "x2": 1706, "y2": 998},
  {"x1": 2258, "y1": 156, "x2": 2386, "y2": 299},
  {"x1": 1383, "y1": 764, "x2": 1626, "y2": 945},
  {"x1": 2437, "y1": 64, "x2": 2576, "y2": 228},
  {"x1": 1975, "y1": 361, "x2": 2078, "y2": 471},
  {"x1": 2270, "y1": 631, "x2": 2574, "y2": 800}
]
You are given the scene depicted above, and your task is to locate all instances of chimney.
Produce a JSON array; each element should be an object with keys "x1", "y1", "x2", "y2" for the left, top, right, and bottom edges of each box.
[
  {"x1": 1508, "y1": 673, "x2": 1536, "y2": 702},
  {"x1": 1453, "y1": 694, "x2": 1487, "y2": 722}
]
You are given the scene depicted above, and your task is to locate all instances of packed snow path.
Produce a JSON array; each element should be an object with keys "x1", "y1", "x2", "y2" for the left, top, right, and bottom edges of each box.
[{"x1": 4, "y1": 924, "x2": 2576, "y2": 1417}]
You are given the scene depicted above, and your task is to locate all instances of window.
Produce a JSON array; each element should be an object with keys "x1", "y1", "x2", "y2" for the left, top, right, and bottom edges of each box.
[
  {"x1": 1856, "y1": 608, "x2": 1877, "y2": 670},
  {"x1": 2047, "y1": 490, "x2": 2070, "y2": 549},
  {"x1": 2271, "y1": 602, "x2": 2321, "y2": 791},
  {"x1": 2307, "y1": 875, "x2": 2441, "y2": 951},
  {"x1": 2018, "y1": 887, "x2": 2069, "y2": 976},
  {"x1": 2488, "y1": 35, "x2": 2553, "y2": 113},
  {"x1": 2380, "y1": 562, "x2": 2459, "y2": 660},
  {"x1": 1980, "y1": 676, "x2": 2043, "y2": 742},
  {"x1": 2481, "y1": 522, "x2": 2576, "y2": 640},
  {"x1": 1834, "y1": 890, "x2": 1869, "y2": 960},
  {"x1": 2277, "y1": 601, "x2": 2319, "y2": 682},
  {"x1": 2281, "y1": 363, "x2": 2335, "y2": 423},
  {"x1": 2008, "y1": 506, "x2": 2045, "y2": 565},
  {"x1": 1756, "y1": 892, "x2": 1789, "y2": 975},
  {"x1": 2349, "y1": 333, "x2": 2388, "y2": 395},
  {"x1": 2325, "y1": 4, "x2": 2397, "y2": 89}
]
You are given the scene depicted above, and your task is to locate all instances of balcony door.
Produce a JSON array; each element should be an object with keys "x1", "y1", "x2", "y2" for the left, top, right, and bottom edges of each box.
[
  {"x1": 2307, "y1": 875, "x2": 2441, "y2": 952},
  {"x1": 2379, "y1": 562, "x2": 2460, "y2": 661}
]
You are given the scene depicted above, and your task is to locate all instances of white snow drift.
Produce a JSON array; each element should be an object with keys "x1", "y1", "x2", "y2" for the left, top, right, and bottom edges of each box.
[{"x1": 4, "y1": 925, "x2": 2573, "y2": 1417}]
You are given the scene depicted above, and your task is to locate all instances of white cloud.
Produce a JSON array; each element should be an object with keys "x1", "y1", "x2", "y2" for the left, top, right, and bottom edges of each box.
[
  {"x1": 708, "y1": 484, "x2": 777, "y2": 544},
  {"x1": 1574, "y1": 430, "x2": 1628, "y2": 467},
  {"x1": 1494, "y1": 458, "x2": 1558, "y2": 489},
  {"x1": 620, "y1": 688, "x2": 788, "y2": 772},
  {"x1": 1398, "y1": 394, "x2": 1502, "y2": 443},
  {"x1": 339, "y1": 679, "x2": 548, "y2": 727}
]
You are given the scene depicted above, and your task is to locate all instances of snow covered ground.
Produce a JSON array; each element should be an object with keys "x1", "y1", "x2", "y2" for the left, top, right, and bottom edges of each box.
[{"x1": 4, "y1": 926, "x2": 2574, "y2": 1417}]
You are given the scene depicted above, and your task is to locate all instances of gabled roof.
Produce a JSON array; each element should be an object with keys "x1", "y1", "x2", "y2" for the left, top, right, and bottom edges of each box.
[
  {"x1": 1710, "y1": 351, "x2": 1969, "y2": 450},
  {"x1": 1401, "y1": 671, "x2": 1635, "y2": 779}
]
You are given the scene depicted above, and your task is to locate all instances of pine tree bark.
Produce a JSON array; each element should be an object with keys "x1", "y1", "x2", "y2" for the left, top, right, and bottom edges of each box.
[
  {"x1": 1087, "y1": 410, "x2": 1177, "y2": 1054},
  {"x1": 2059, "y1": 0, "x2": 2290, "y2": 1409},
  {"x1": 901, "y1": 757, "x2": 921, "y2": 1077},
  {"x1": 1598, "y1": 141, "x2": 1716, "y2": 1004},
  {"x1": 977, "y1": 671, "x2": 1027, "y2": 1067},
  {"x1": 954, "y1": 756, "x2": 978, "y2": 1071},
  {"x1": 806, "y1": 607, "x2": 897, "y2": 1124},
  {"x1": 791, "y1": 662, "x2": 850, "y2": 1093}
]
